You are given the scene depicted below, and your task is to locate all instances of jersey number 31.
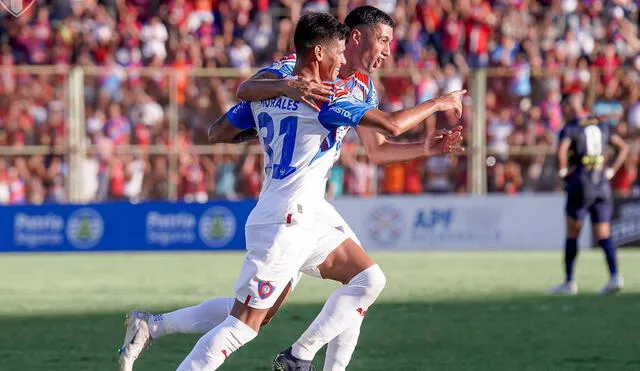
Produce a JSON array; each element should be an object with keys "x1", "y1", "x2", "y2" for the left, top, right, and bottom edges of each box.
[{"x1": 258, "y1": 113, "x2": 298, "y2": 179}]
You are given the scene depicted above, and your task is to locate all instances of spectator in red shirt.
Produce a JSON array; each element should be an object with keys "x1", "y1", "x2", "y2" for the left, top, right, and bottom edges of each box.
[{"x1": 461, "y1": 0, "x2": 495, "y2": 68}]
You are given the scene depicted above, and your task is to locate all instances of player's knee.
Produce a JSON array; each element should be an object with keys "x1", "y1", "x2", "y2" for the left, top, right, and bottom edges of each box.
[
  {"x1": 566, "y1": 220, "x2": 582, "y2": 238},
  {"x1": 594, "y1": 223, "x2": 611, "y2": 240},
  {"x1": 354, "y1": 264, "x2": 386, "y2": 299}
]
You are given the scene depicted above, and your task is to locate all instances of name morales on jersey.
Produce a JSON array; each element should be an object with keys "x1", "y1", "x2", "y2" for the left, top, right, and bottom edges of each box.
[{"x1": 261, "y1": 97, "x2": 300, "y2": 111}]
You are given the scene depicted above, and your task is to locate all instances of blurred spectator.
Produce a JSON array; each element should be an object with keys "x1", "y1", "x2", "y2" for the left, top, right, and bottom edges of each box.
[
  {"x1": 212, "y1": 154, "x2": 238, "y2": 200},
  {"x1": 0, "y1": 157, "x2": 9, "y2": 204},
  {"x1": 142, "y1": 156, "x2": 170, "y2": 200},
  {"x1": 326, "y1": 158, "x2": 346, "y2": 200},
  {"x1": 425, "y1": 155, "x2": 458, "y2": 193},
  {"x1": 0, "y1": 0, "x2": 637, "y2": 202},
  {"x1": 181, "y1": 153, "x2": 208, "y2": 203},
  {"x1": 348, "y1": 153, "x2": 375, "y2": 196}
]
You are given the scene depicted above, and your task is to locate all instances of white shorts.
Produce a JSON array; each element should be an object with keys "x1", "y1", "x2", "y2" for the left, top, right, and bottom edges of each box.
[
  {"x1": 235, "y1": 201, "x2": 362, "y2": 308},
  {"x1": 234, "y1": 220, "x2": 320, "y2": 309},
  {"x1": 293, "y1": 200, "x2": 361, "y2": 285}
]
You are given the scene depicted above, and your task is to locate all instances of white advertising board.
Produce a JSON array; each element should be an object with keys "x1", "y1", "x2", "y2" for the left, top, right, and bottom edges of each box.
[{"x1": 332, "y1": 195, "x2": 591, "y2": 250}]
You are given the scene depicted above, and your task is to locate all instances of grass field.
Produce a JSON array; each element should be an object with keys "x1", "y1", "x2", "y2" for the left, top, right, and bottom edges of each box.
[{"x1": 1, "y1": 250, "x2": 639, "y2": 371}]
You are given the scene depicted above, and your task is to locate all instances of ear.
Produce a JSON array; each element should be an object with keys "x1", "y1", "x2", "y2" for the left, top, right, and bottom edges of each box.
[
  {"x1": 313, "y1": 45, "x2": 323, "y2": 61},
  {"x1": 350, "y1": 29, "x2": 361, "y2": 45}
]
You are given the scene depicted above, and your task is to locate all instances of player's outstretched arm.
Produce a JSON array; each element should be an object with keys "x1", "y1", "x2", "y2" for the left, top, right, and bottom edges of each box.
[
  {"x1": 358, "y1": 90, "x2": 466, "y2": 137},
  {"x1": 356, "y1": 125, "x2": 464, "y2": 165},
  {"x1": 236, "y1": 72, "x2": 332, "y2": 112},
  {"x1": 606, "y1": 134, "x2": 630, "y2": 179}
]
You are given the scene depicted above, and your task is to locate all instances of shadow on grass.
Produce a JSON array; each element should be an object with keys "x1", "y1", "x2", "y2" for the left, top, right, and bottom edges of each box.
[{"x1": 1, "y1": 294, "x2": 639, "y2": 371}]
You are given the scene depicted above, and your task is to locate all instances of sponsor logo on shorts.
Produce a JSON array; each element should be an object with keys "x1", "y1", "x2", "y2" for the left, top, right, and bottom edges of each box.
[
  {"x1": 258, "y1": 280, "x2": 275, "y2": 299},
  {"x1": 368, "y1": 205, "x2": 404, "y2": 246},
  {"x1": 198, "y1": 206, "x2": 236, "y2": 248},
  {"x1": 66, "y1": 208, "x2": 104, "y2": 249}
]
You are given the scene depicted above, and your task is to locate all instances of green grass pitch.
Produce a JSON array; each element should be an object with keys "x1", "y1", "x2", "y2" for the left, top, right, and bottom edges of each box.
[{"x1": 1, "y1": 250, "x2": 639, "y2": 371}]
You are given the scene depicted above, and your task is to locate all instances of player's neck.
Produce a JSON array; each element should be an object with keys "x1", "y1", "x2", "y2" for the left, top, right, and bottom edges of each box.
[
  {"x1": 292, "y1": 60, "x2": 322, "y2": 83},
  {"x1": 574, "y1": 109, "x2": 589, "y2": 118},
  {"x1": 338, "y1": 62, "x2": 358, "y2": 79}
]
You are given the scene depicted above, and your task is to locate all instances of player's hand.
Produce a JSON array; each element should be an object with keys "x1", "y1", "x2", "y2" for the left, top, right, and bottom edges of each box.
[
  {"x1": 605, "y1": 168, "x2": 615, "y2": 180},
  {"x1": 435, "y1": 90, "x2": 466, "y2": 118},
  {"x1": 558, "y1": 168, "x2": 569, "y2": 179},
  {"x1": 283, "y1": 78, "x2": 333, "y2": 112},
  {"x1": 425, "y1": 125, "x2": 465, "y2": 156}
]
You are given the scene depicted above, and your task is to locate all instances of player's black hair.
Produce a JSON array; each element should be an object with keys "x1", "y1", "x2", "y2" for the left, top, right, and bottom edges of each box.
[
  {"x1": 344, "y1": 6, "x2": 395, "y2": 30},
  {"x1": 294, "y1": 12, "x2": 349, "y2": 59}
]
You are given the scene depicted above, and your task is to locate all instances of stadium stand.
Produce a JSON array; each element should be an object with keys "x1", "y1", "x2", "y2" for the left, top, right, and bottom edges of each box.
[{"x1": 0, "y1": 0, "x2": 638, "y2": 203}]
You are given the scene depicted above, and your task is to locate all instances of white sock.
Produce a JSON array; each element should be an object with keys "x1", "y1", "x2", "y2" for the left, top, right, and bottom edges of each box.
[
  {"x1": 291, "y1": 264, "x2": 385, "y2": 361},
  {"x1": 176, "y1": 315, "x2": 257, "y2": 371},
  {"x1": 149, "y1": 297, "x2": 234, "y2": 339},
  {"x1": 322, "y1": 317, "x2": 363, "y2": 371}
]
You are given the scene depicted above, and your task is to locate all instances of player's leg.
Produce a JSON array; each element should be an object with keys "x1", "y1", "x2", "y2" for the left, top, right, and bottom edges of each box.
[
  {"x1": 320, "y1": 224, "x2": 366, "y2": 371},
  {"x1": 118, "y1": 297, "x2": 236, "y2": 371},
  {"x1": 273, "y1": 208, "x2": 369, "y2": 371},
  {"x1": 178, "y1": 223, "x2": 311, "y2": 370},
  {"x1": 590, "y1": 198, "x2": 624, "y2": 295},
  {"x1": 278, "y1": 238, "x2": 385, "y2": 369},
  {"x1": 119, "y1": 275, "x2": 296, "y2": 371},
  {"x1": 176, "y1": 300, "x2": 267, "y2": 371},
  {"x1": 549, "y1": 191, "x2": 584, "y2": 295},
  {"x1": 147, "y1": 279, "x2": 294, "y2": 337}
]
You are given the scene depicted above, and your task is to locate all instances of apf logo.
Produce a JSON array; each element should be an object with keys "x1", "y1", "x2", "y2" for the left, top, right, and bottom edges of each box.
[
  {"x1": 0, "y1": 0, "x2": 36, "y2": 17},
  {"x1": 414, "y1": 209, "x2": 453, "y2": 229},
  {"x1": 66, "y1": 208, "x2": 104, "y2": 249},
  {"x1": 198, "y1": 206, "x2": 237, "y2": 248},
  {"x1": 368, "y1": 205, "x2": 404, "y2": 246}
]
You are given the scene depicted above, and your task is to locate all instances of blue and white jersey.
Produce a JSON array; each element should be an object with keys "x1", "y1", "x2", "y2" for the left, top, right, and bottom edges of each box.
[
  {"x1": 257, "y1": 54, "x2": 380, "y2": 203},
  {"x1": 228, "y1": 85, "x2": 374, "y2": 225},
  {"x1": 258, "y1": 53, "x2": 380, "y2": 108}
]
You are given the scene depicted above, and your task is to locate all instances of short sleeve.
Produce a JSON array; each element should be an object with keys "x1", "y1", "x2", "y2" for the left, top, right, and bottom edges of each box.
[
  {"x1": 226, "y1": 101, "x2": 255, "y2": 130},
  {"x1": 318, "y1": 93, "x2": 374, "y2": 128},
  {"x1": 256, "y1": 54, "x2": 296, "y2": 78},
  {"x1": 558, "y1": 120, "x2": 577, "y2": 143},
  {"x1": 558, "y1": 125, "x2": 569, "y2": 143}
]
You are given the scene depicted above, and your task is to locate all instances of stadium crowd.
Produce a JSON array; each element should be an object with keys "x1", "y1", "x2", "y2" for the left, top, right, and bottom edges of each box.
[{"x1": 0, "y1": 0, "x2": 638, "y2": 204}]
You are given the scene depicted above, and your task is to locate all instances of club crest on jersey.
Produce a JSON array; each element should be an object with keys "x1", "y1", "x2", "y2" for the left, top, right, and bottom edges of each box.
[{"x1": 258, "y1": 281, "x2": 275, "y2": 299}]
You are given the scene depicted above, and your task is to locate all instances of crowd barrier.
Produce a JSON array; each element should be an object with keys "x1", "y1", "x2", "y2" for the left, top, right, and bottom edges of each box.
[
  {"x1": 0, "y1": 195, "x2": 599, "y2": 253},
  {"x1": 333, "y1": 195, "x2": 592, "y2": 250},
  {"x1": 612, "y1": 197, "x2": 640, "y2": 247},
  {"x1": 0, "y1": 201, "x2": 255, "y2": 252}
]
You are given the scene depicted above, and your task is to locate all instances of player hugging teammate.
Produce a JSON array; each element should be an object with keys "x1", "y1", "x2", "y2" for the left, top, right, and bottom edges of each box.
[{"x1": 120, "y1": 7, "x2": 465, "y2": 371}]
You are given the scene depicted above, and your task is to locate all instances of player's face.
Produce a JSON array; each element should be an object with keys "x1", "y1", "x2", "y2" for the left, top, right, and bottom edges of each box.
[
  {"x1": 355, "y1": 24, "x2": 393, "y2": 74},
  {"x1": 320, "y1": 39, "x2": 347, "y2": 82}
]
